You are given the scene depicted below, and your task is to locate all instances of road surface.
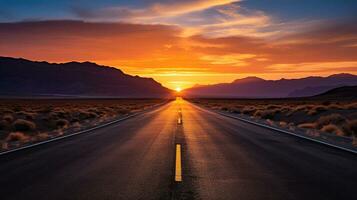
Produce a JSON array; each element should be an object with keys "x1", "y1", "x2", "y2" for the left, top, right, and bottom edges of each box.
[{"x1": 0, "y1": 99, "x2": 356, "y2": 200}]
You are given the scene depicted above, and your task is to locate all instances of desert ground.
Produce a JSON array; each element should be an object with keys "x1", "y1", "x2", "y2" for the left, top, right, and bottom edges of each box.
[
  {"x1": 188, "y1": 98, "x2": 357, "y2": 140},
  {"x1": 0, "y1": 99, "x2": 167, "y2": 151}
]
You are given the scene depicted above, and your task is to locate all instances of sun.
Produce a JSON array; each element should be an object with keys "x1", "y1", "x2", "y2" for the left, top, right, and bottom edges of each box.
[{"x1": 175, "y1": 87, "x2": 182, "y2": 92}]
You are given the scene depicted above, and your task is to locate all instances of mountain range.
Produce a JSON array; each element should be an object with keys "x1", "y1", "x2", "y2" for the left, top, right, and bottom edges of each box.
[
  {"x1": 1, "y1": 56, "x2": 356, "y2": 98},
  {"x1": 0, "y1": 57, "x2": 172, "y2": 98},
  {"x1": 183, "y1": 74, "x2": 357, "y2": 98}
]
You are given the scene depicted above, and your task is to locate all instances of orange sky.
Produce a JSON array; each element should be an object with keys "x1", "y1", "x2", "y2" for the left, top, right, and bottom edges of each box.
[{"x1": 1, "y1": 1, "x2": 357, "y2": 89}]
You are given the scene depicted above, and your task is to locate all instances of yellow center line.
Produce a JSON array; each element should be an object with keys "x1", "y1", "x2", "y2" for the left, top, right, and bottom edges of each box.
[{"x1": 175, "y1": 144, "x2": 182, "y2": 182}]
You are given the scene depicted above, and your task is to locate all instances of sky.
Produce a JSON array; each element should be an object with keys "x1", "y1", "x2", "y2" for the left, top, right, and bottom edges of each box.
[{"x1": 0, "y1": 0, "x2": 357, "y2": 89}]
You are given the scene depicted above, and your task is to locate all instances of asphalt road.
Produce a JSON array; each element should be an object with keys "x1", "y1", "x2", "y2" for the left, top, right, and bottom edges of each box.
[{"x1": 0, "y1": 99, "x2": 356, "y2": 200}]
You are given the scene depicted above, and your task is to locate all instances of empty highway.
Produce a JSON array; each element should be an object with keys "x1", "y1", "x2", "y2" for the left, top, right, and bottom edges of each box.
[{"x1": 0, "y1": 99, "x2": 356, "y2": 200}]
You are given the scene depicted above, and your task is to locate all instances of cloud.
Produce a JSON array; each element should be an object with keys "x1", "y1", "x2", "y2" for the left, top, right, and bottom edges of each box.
[
  {"x1": 71, "y1": 0, "x2": 277, "y2": 38},
  {"x1": 0, "y1": 20, "x2": 181, "y2": 61},
  {"x1": 0, "y1": 19, "x2": 356, "y2": 88},
  {"x1": 73, "y1": 0, "x2": 240, "y2": 21},
  {"x1": 200, "y1": 53, "x2": 256, "y2": 66}
]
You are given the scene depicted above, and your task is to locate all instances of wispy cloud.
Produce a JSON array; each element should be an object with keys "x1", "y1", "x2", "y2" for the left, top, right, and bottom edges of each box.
[{"x1": 72, "y1": 0, "x2": 240, "y2": 21}]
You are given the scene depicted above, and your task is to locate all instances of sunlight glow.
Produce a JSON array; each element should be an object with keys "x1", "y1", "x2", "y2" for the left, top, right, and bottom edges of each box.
[{"x1": 175, "y1": 87, "x2": 182, "y2": 92}]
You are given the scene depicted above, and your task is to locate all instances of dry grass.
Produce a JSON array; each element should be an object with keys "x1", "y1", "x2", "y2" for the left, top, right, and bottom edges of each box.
[
  {"x1": 6, "y1": 132, "x2": 29, "y2": 142},
  {"x1": 0, "y1": 99, "x2": 166, "y2": 150},
  {"x1": 190, "y1": 98, "x2": 357, "y2": 137},
  {"x1": 321, "y1": 124, "x2": 344, "y2": 136},
  {"x1": 12, "y1": 119, "x2": 36, "y2": 132}
]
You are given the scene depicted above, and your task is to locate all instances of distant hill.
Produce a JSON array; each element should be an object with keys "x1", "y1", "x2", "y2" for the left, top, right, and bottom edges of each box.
[
  {"x1": 311, "y1": 86, "x2": 357, "y2": 100},
  {"x1": 0, "y1": 57, "x2": 172, "y2": 98},
  {"x1": 183, "y1": 74, "x2": 357, "y2": 98}
]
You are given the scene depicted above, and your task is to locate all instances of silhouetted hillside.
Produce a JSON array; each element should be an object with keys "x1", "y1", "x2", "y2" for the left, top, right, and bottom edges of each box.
[
  {"x1": 0, "y1": 57, "x2": 172, "y2": 98},
  {"x1": 311, "y1": 86, "x2": 357, "y2": 100},
  {"x1": 184, "y1": 74, "x2": 357, "y2": 98}
]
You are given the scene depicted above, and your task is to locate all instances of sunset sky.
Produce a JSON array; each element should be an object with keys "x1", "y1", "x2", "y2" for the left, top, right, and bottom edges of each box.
[{"x1": 1, "y1": 0, "x2": 357, "y2": 89}]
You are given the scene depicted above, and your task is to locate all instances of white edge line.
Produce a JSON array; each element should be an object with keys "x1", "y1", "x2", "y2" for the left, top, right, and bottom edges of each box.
[
  {"x1": 0, "y1": 102, "x2": 169, "y2": 156},
  {"x1": 190, "y1": 102, "x2": 357, "y2": 155}
]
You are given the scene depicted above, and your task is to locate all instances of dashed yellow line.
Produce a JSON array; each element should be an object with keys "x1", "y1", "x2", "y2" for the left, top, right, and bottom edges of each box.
[{"x1": 175, "y1": 144, "x2": 182, "y2": 182}]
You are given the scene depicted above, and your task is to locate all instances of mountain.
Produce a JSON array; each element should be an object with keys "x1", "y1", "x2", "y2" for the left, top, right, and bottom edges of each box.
[
  {"x1": 183, "y1": 74, "x2": 357, "y2": 98},
  {"x1": 311, "y1": 86, "x2": 357, "y2": 100},
  {"x1": 0, "y1": 57, "x2": 172, "y2": 98}
]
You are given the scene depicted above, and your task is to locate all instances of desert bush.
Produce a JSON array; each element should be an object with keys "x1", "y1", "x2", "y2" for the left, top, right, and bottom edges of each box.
[
  {"x1": 78, "y1": 111, "x2": 98, "y2": 120},
  {"x1": 321, "y1": 124, "x2": 344, "y2": 136},
  {"x1": 267, "y1": 105, "x2": 279, "y2": 110},
  {"x1": 1, "y1": 108, "x2": 14, "y2": 114},
  {"x1": 55, "y1": 111, "x2": 68, "y2": 119},
  {"x1": 298, "y1": 123, "x2": 316, "y2": 129},
  {"x1": 316, "y1": 114, "x2": 347, "y2": 128},
  {"x1": 346, "y1": 102, "x2": 357, "y2": 109},
  {"x1": 254, "y1": 109, "x2": 279, "y2": 120},
  {"x1": 293, "y1": 105, "x2": 311, "y2": 112},
  {"x1": 242, "y1": 107, "x2": 255, "y2": 115},
  {"x1": 12, "y1": 119, "x2": 36, "y2": 132},
  {"x1": 3, "y1": 114, "x2": 14, "y2": 122},
  {"x1": 0, "y1": 120, "x2": 11, "y2": 130},
  {"x1": 308, "y1": 106, "x2": 327, "y2": 115},
  {"x1": 16, "y1": 111, "x2": 36, "y2": 120},
  {"x1": 327, "y1": 103, "x2": 343, "y2": 110},
  {"x1": 116, "y1": 108, "x2": 130, "y2": 115},
  {"x1": 221, "y1": 107, "x2": 229, "y2": 111},
  {"x1": 6, "y1": 132, "x2": 29, "y2": 142},
  {"x1": 56, "y1": 119, "x2": 69, "y2": 128},
  {"x1": 39, "y1": 106, "x2": 53, "y2": 113},
  {"x1": 322, "y1": 101, "x2": 331, "y2": 106},
  {"x1": 345, "y1": 119, "x2": 357, "y2": 136},
  {"x1": 279, "y1": 121, "x2": 288, "y2": 127}
]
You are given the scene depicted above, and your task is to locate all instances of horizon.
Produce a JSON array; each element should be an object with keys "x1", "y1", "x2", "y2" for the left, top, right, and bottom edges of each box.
[
  {"x1": 1, "y1": 0, "x2": 357, "y2": 89},
  {"x1": 2, "y1": 56, "x2": 357, "y2": 91}
]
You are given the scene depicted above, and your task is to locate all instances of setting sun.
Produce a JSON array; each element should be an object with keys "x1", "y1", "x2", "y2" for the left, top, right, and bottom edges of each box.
[{"x1": 175, "y1": 87, "x2": 182, "y2": 92}]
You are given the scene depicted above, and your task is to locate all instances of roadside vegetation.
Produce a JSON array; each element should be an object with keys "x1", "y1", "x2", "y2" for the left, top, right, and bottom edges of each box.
[
  {"x1": 0, "y1": 99, "x2": 166, "y2": 151},
  {"x1": 189, "y1": 99, "x2": 357, "y2": 144}
]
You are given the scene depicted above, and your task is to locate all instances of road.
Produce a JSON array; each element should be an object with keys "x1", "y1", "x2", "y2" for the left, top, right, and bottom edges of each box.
[{"x1": 0, "y1": 98, "x2": 356, "y2": 200}]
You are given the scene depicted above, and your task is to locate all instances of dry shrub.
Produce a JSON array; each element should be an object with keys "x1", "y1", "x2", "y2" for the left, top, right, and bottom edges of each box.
[
  {"x1": 221, "y1": 107, "x2": 229, "y2": 111},
  {"x1": 327, "y1": 104, "x2": 343, "y2": 110},
  {"x1": 39, "y1": 106, "x2": 53, "y2": 113},
  {"x1": 0, "y1": 120, "x2": 11, "y2": 130},
  {"x1": 298, "y1": 123, "x2": 316, "y2": 129},
  {"x1": 293, "y1": 105, "x2": 310, "y2": 112},
  {"x1": 308, "y1": 105, "x2": 327, "y2": 115},
  {"x1": 322, "y1": 101, "x2": 331, "y2": 106},
  {"x1": 78, "y1": 111, "x2": 98, "y2": 120},
  {"x1": 116, "y1": 108, "x2": 130, "y2": 115},
  {"x1": 56, "y1": 119, "x2": 69, "y2": 128},
  {"x1": 321, "y1": 124, "x2": 344, "y2": 136},
  {"x1": 3, "y1": 114, "x2": 14, "y2": 122},
  {"x1": 254, "y1": 109, "x2": 278, "y2": 120},
  {"x1": 36, "y1": 133, "x2": 49, "y2": 140},
  {"x1": 316, "y1": 114, "x2": 346, "y2": 128},
  {"x1": 345, "y1": 119, "x2": 357, "y2": 136},
  {"x1": 6, "y1": 132, "x2": 29, "y2": 142},
  {"x1": 242, "y1": 107, "x2": 255, "y2": 115},
  {"x1": 345, "y1": 102, "x2": 357, "y2": 109},
  {"x1": 279, "y1": 121, "x2": 288, "y2": 127},
  {"x1": 267, "y1": 105, "x2": 279, "y2": 110},
  {"x1": 12, "y1": 119, "x2": 36, "y2": 132},
  {"x1": 1, "y1": 108, "x2": 14, "y2": 114}
]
